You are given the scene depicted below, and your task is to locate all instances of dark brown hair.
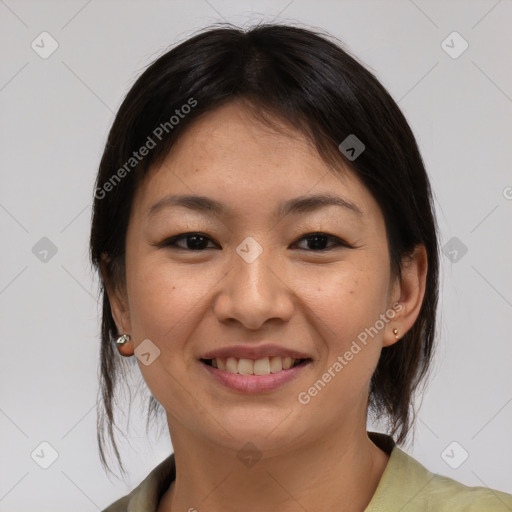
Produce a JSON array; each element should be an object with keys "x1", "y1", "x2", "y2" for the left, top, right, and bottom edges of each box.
[{"x1": 90, "y1": 23, "x2": 439, "y2": 476}]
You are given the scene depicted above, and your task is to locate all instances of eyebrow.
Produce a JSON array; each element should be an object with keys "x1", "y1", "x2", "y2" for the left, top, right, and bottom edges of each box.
[{"x1": 148, "y1": 193, "x2": 363, "y2": 219}]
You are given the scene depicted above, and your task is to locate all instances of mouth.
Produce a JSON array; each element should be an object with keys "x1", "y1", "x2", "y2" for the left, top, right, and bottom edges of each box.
[
  {"x1": 199, "y1": 356, "x2": 313, "y2": 393},
  {"x1": 200, "y1": 356, "x2": 312, "y2": 375}
]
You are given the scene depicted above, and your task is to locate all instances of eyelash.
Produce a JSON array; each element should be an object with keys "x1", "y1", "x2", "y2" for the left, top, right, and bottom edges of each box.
[{"x1": 155, "y1": 232, "x2": 353, "y2": 252}]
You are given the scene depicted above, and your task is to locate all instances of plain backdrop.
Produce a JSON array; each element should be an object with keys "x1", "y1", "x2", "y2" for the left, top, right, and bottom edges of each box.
[{"x1": 1, "y1": 0, "x2": 511, "y2": 510}]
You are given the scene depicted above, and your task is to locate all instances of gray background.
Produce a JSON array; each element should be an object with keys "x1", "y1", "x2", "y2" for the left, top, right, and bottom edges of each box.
[{"x1": 1, "y1": 0, "x2": 511, "y2": 510}]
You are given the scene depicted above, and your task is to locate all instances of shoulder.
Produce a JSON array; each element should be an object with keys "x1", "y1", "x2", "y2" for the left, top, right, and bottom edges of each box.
[
  {"x1": 102, "y1": 492, "x2": 130, "y2": 512},
  {"x1": 101, "y1": 453, "x2": 176, "y2": 512},
  {"x1": 367, "y1": 445, "x2": 512, "y2": 511},
  {"x1": 427, "y1": 473, "x2": 512, "y2": 511}
]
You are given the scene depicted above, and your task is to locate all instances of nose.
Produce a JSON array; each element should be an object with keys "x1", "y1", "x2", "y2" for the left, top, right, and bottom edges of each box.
[{"x1": 213, "y1": 245, "x2": 294, "y2": 330}]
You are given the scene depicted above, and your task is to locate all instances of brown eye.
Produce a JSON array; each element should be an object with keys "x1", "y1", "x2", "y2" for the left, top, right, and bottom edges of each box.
[
  {"x1": 293, "y1": 232, "x2": 350, "y2": 251},
  {"x1": 154, "y1": 231, "x2": 351, "y2": 252},
  {"x1": 157, "y1": 232, "x2": 218, "y2": 251}
]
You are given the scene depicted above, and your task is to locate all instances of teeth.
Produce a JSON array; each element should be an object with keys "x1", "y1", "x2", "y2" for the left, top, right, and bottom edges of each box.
[
  {"x1": 269, "y1": 356, "x2": 282, "y2": 373},
  {"x1": 226, "y1": 357, "x2": 238, "y2": 373},
  {"x1": 238, "y1": 358, "x2": 254, "y2": 375},
  {"x1": 254, "y1": 358, "x2": 271, "y2": 375},
  {"x1": 282, "y1": 357, "x2": 293, "y2": 370},
  {"x1": 209, "y1": 356, "x2": 304, "y2": 375}
]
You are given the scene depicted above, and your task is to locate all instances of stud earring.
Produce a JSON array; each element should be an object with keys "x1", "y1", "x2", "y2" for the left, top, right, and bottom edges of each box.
[
  {"x1": 116, "y1": 334, "x2": 131, "y2": 345},
  {"x1": 392, "y1": 328, "x2": 399, "y2": 340}
]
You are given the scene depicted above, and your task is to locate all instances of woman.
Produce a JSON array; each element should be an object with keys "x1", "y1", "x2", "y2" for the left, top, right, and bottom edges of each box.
[{"x1": 91, "y1": 24, "x2": 512, "y2": 511}]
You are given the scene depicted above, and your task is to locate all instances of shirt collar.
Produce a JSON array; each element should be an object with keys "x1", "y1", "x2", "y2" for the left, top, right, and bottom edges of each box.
[{"x1": 122, "y1": 431, "x2": 399, "y2": 511}]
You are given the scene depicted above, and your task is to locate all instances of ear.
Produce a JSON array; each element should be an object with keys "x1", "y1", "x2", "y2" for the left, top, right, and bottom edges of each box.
[
  {"x1": 383, "y1": 244, "x2": 428, "y2": 347},
  {"x1": 100, "y1": 253, "x2": 134, "y2": 356}
]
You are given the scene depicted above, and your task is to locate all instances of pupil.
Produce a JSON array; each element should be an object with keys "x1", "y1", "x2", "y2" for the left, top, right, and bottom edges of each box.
[
  {"x1": 187, "y1": 235, "x2": 208, "y2": 250},
  {"x1": 308, "y1": 234, "x2": 327, "y2": 250}
]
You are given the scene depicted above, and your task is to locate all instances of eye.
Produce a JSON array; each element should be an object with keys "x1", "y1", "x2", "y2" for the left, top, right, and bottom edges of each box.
[
  {"x1": 155, "y1": 231, "x2": 352, "y2": 252},
  {"x1": 156, "y1": 232, "x2": 218, "y2": 251},
  {"x1": 292, "y1": 232, "x2": 351, "y2": 251}
]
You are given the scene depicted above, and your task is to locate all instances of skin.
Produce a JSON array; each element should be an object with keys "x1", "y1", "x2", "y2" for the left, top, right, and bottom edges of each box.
[{"x1": 103, "y1": 100, "x2": 428, "y2": 512}]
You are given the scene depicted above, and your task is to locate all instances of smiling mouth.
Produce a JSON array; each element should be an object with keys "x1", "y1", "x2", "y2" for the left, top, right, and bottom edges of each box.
[{"x1": 201, "y1": 356, "x2": 312, "y2": 376}]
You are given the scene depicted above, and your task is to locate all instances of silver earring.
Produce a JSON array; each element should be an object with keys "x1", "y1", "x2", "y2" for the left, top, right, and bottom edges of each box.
[{"x1": 116, "y1": 334, "x2": 131, "y2": 345}]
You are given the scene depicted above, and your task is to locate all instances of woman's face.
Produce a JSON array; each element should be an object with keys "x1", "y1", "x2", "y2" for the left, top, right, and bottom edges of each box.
[{"x1": 113, "y1": 101, "x2": 404, "y2": 453}]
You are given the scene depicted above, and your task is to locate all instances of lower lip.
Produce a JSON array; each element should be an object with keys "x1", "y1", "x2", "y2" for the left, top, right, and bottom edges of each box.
[{"x1": 200, "y1": 360, "x2": 311, "y2": 393}]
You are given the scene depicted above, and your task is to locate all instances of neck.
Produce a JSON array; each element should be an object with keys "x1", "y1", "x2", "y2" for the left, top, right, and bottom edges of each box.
[{"x1": 158, "y1": 422, "x2": 390, "y2": 512}]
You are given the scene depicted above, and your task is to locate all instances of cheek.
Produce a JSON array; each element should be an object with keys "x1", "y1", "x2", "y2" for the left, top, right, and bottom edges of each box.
[
  {"x1": 124, "y1": 259, "x2": 210, "y2": 409},
  {"x1": 299, "y1": 263, "x2": 389, "y2": 383},
  {"x1": 125, "y1": 255, "x2": 207, "y2": 344},
  {"x1": 304, "y1": 265, "x2": 387, "y2": 338}
]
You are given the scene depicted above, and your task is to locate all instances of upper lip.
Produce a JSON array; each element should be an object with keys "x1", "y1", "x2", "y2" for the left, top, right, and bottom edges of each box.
[{"x1": 199, "y1": 344, "x2": 312, "y2": 361}]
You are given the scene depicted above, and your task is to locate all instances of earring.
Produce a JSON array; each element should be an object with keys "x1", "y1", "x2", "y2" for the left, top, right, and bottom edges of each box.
[
  {"x1": 393, "y1": 328, "x2": 399, "y2": 340},
  {"x1": 116, "y1": 334, "x2": 131, "y2": 345}
]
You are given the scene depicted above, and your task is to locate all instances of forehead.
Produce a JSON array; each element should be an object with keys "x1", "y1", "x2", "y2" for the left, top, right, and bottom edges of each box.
[{"x1": 133, "y1": 102, "x2": 380, "y2": 223}]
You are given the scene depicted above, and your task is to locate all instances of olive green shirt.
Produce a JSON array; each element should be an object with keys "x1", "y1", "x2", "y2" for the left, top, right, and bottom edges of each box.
[{"x1": 102, "y1": 432, "x2": 512, "y2": 511}]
